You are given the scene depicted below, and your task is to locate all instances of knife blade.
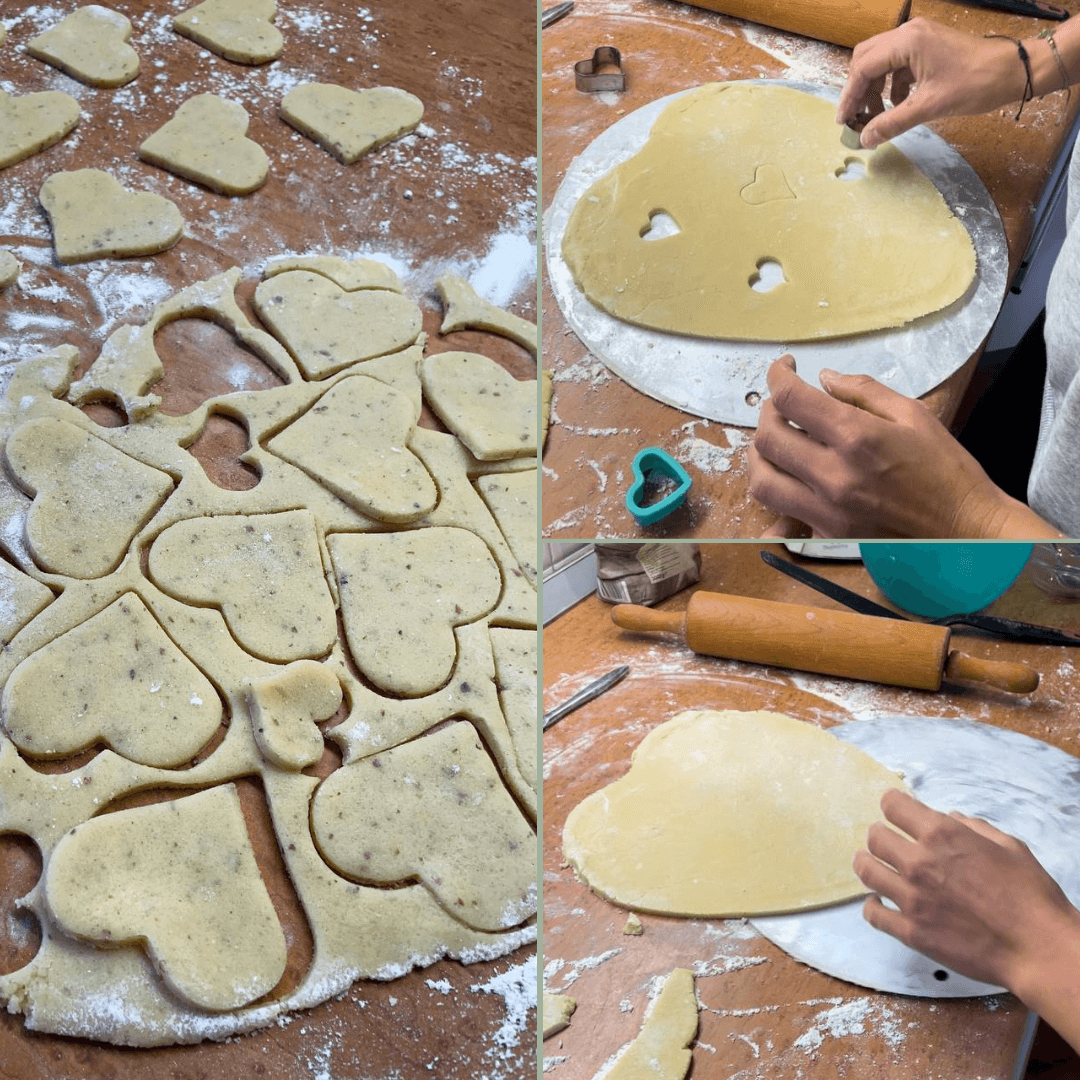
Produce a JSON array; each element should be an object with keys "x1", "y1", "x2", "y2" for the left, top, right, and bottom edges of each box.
[
  {"x1": 543, "y1": 665, "x2": 629, "y2": 730},
  {"x1": 760, "y1": 550, "x2": 1080, "y2": 646}
]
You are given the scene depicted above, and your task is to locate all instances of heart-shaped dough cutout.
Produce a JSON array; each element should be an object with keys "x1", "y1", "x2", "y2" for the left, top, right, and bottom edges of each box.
[
  {"x1": 477, "y1": 471, "x2": 537, "y2": 586},
  {"x1": 4, "y1": 417, "x2": 174, "y2": 579},
  {"x1": 2, "y1": 593, "x2": 223, "y2": 767},
  {"x1": 0, "y1": 88, "x2": 80, "y2": 170},
  {"x1": 40, "y1": 169, "x2": 184, "y2": 264},
  {"x1": 45, "y1": 785, "x2": 287, "y2": 1011},
  {"x1": 173, "y1": 0, "x2": 283, "y2": 65},
  {"x1": 281, "y1": 83, "x2": 423, "y2": 164},
  {"x1": 27, "y1": 5, "x2": 139, "y2": 88},
  {"x1": 327, "y1": 527, "x2": 501, "y2": 697},
  {"x1": 139, "y1": 93, "x2": 269, "y2": 195},
  {"x1": 0, "y1": 249, "x2": 19, "y2": 288},
  {"x1": 561, "y1": 82, "x2": 977, "y2": 341},
  {"x1": 267, "y1": 375, "x2": 437, "y2": 523},
  {"x1": 253, "y1": 270, "x2": 422, "y2": 379},
  {"x1": 312, "y1": 723, "x2": 536, "y2": 931},
  {"x1": 740, "y1": 163, "x2": 796, "y2": 206},
  {"x1": 148, "y1": 510, "x2": 337, "y2": 663},
  {"x1": 563, "y1": 709, "x2": 907, "y2": 917},
  {"x1": 246, "y1": 659, "x2": 342, "y2": 770},
  {"x1": 420, "y1": 351, "x2": 537, "y2": 461}
]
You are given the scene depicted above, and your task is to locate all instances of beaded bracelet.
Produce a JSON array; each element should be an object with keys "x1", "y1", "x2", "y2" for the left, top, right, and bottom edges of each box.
[{"x1": 985, "y1": 33, "x2": 1034, "y2": 120}]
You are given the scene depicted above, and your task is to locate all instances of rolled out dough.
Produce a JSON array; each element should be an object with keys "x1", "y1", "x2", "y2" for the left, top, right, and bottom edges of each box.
[
  {"x1": 561, "y1": 83, "x2": 977, "y2": 341},
  {"x1": 562, "y1": 710, "x2": 906, "y2": 917}
]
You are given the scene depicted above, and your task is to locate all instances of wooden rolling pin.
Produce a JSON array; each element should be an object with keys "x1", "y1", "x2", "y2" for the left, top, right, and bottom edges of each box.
[
  {"x1": 676, "y1": 0, "x2": 910, "y2": 49},
  {"x1": 612, "y1": 591, "x2": 1039, "y2": 694}
]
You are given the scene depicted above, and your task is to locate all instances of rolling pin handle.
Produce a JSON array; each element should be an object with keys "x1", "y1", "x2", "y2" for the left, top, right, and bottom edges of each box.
[
  {"x1": 944, "y1": 651, "x2": 1039, "y2": 695},
  {"x1": 611, "y1": 604, "x2": 685, "y2": 635}
]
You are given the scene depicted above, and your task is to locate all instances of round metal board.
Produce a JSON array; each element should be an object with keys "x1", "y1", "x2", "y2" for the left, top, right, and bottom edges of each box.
[
  {"x1": 752, "y1": 714, "x2": 1080, "y2": 998},
  {"x1": 545, "y1": 81, "x2": 1009, "y2": 427}
]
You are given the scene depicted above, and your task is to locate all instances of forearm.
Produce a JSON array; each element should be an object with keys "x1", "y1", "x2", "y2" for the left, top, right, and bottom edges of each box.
[
  {"x1": 1011, "y1": 907, "x2": 1080, "y2": 1057},
  {"x1": 1027, "y1": 16, "x2": 1080, "y2": 99}
]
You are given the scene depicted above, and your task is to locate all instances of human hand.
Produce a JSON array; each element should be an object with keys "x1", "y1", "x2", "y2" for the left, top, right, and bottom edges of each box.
[
  {"x1": 746, "y1": 355, "x2": 1043, "y2": 538},
  {"x1": 837, "y1": 18, "x2": 1030, "y2": 149},
  {"x1": 854, "y1": 789, "x2": 1080, "y2": 997}
]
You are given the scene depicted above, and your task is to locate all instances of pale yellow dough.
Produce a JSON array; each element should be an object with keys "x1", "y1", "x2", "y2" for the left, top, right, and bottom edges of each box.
[
  {"x1": 0, "y1": 249, "x2": 19, "y2": 288},
  {"x1": 562, "y1": 82, "x2": 977, "y2": 341},
  {"x1": 281, "y1": 82, "x2": 424, "y2": 164},
  {"x1": 477, "y1": 471, "x2": 537, "y2": 586},
  {"x1": 542, "y1": 992, "x2": 576, "y2": 1038},
  {"x1": 139, "y1": 93, "x2": 269, "y2": 195},
  {"x1": 173, "y1": 0, "x2": 283, "y2": 65},
  {"x1": 563, "y1": 710, "x2": 906, "y2": 916},
  {"x1": 0, "y1": 87, "x2": 80, "y2": 170},
  {"x1": 39, "y1": 169, "x2": 184, "y2": 264},
  {"x1": 607, "y1": 969, "x2": 697, "y2": 1080},
  {"x1": 436, "y1": 273, "x2": 538, "y2": 355},
  {"x1": 27, "y1": 5, "x2": 139, "y2": 88}
]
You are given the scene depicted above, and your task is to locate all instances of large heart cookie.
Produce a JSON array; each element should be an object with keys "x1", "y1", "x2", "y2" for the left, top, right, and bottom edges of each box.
[
  {"x1": 40, "y1": 169, "x2": 184, "y2": 264},
  {"x1": 312, "y1": 723, "x2": 536, "y2": 931},
  {"x1": 327, "y1": 527, "x2": 501, "y2": 697},
  {"x1": 4, "y1": 417, "x2": 174, "y2": 579},
  {"x1": 0, "y1": 88, "x2": 80, "y2": 170},
  {"x1": 267, "y1": 375, "x2": 436, "y2": 523},
  {"x1": 45, "y1": 785, "x2": 287, "y2": 1011},
  {"x1": 173, "y1": 0, "x2": 283, "y2": 65},
  {"x1": 253, "y1": 270, "x2": 422, "y2": 379},
  {"x1": 2, "y1": 593, "x2": 222, "y2": 767},
  {"x1": 138, "y1": 93, "x2": 269, "y2": 195},
  {"x1": 280, "y1": 83, "x2": 423, "y2": 165},
  {"x1": 420, "y1": 351, "x2": 537, "y2": 460},
  {"x1": 27, "y1": 5, "x2": 139, "y2": 88},
  {"x1": 148, "y1": 510, "x2": 337, "y2": 663}
]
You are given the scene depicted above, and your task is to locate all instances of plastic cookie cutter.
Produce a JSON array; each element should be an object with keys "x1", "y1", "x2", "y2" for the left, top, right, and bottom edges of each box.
[
  {"x1": 575, "y1": 46, "x2": 626, "y2": 93},
  {"x1": 626, "y1": 447, "x2": 691, "y2": 526}
]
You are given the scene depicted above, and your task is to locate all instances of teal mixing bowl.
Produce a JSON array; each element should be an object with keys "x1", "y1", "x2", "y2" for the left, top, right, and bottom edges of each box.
[{"x1": 859, "y1": 543, "x2": 1033, "y2": 618}]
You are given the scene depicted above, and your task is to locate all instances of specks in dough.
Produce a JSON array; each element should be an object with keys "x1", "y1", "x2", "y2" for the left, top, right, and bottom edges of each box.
[
  {"x1": 0, "y1": 87, "x2": 80, "y2": 170},
  {"x1": 27, "y1": 5, "x2": 139, "y2": 88},
  {"x1": 173, "y1": 0, "x2": 283, "y2": 65}
]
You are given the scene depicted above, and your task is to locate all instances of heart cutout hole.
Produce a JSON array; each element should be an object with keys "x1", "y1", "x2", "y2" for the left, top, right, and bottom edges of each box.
[
  {"x1": 0, "y1": 832, "x2": 42, "y2": 975},
  {"x1": 749, "y1": 258, "x2": 786, "y2": 293},
  {"x1": 186, "y1": 410, "x2": 260, "y2": 491},
  {"x1": 640, "y1": 210, "x2": 680, "y2": 241},
  {"x1": 835, "y1": 157, "x2": 867, "y2": 182}
]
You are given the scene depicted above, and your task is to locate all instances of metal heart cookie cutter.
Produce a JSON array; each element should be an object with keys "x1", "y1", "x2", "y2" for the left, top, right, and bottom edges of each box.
[
  {"x1": 626, "y1": 447, "x2": 691, "y2": 526},
  {"x1": 575, "y1": 46, "x2": 625, "y2": 93}
]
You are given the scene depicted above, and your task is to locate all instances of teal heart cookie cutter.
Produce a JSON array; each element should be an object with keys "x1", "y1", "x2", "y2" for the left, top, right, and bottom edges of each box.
[{"x1": 625, "y1": 448, "x2": 691, "y2": 526}]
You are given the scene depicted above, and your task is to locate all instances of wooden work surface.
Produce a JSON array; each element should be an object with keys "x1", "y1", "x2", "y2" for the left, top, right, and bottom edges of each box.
[
  {"x1": 540, "y1": 0, "x2": 1080, "y2": 538},
  {"x1": 542, "y1": 542, "x2": 1080, "y2": 1078},
  {"x1": 0, "y1": 2, "x2": 536, "y2": 1078}
]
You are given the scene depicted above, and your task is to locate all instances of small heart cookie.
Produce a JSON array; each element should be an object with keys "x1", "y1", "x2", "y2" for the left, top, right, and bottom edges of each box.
[
  {"x1": 27, "y1": 5, "x2": 139, "y2": 88},
  {"x1": 280, "y1": 83, "x2": 423, "y2": 165},
  {"x1": 0, "y1": 88, "x2": 80, "y2": 170},
  {"x1": 246, "y1": 659, "x2": 342, "y2": 770},
  {"x1": 420, "y1": 351, "x2": 537, "y2": 460},
  {"x1": 139, "y1": 93, "x2": 269, "y2": 195},
  {"x1": 253, "y1": 270, "x2": 421, "y2": 378},
  {"x1": 40, "y1": 169, "x2": 184, "y2": 264},
  {"x1": 45, "y1": 785, "x2": 287, "y2": 1011},
  {"x1": 173, "y1": 0, "x2": 283, "y2": 65}
]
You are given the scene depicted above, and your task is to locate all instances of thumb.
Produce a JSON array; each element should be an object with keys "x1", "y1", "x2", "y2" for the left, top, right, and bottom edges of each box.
[{"x1": 819, "y1": 368, "x2": 906, "y2": 420}]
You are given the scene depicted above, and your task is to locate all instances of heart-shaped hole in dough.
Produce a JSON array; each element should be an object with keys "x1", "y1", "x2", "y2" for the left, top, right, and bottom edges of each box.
[
  {"x1": 835, "y1": 157, "x2": 867, "y2": 182},
  {"x1": 639, "y1": 209, "x2": 680, "y2": 242},
  {"x1": 749, "y1": 257, "x2": 786, "y2": 294}
]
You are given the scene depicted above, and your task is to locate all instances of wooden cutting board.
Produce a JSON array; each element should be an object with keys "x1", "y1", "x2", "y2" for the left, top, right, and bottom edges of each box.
[{"x1": 0, "y1": 2, "x2": 536, "y2": 1076}]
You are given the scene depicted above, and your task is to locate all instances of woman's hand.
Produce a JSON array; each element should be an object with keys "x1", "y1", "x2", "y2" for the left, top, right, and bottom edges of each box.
[
  {"x1": 746, "y1": 356, "x2": 1059, "y2": 538},
  {"x1": 838, "y1": 17, "x2": 1031, "y2": 148}
]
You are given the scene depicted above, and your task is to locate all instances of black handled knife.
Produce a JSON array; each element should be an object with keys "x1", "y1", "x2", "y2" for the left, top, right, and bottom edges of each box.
[{"x1": 965, "y1": 0, "x2": 1070, "y2": 21}]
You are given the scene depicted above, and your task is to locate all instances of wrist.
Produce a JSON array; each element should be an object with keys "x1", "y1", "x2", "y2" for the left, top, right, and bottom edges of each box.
[
  {"x1": 1026, "y1": 35, "x2": 1070, "y2": 98},
  {"x1": 1010, "y1": 907, "x2": 1080, "y2": 1015}
]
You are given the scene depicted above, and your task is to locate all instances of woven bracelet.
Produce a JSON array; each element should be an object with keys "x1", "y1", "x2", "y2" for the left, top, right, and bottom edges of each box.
[{"x1": 985, "y1": 33, "x2": 1034, "y2": 120}]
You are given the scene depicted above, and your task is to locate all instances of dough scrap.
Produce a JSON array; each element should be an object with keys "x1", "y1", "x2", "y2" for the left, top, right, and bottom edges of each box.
[
  {"x1": 139, "y1": 93, "x2": 269, "y2": 195},
  {"x1": 489, "y1": 627, "x2": 537, "y2": 794},
  {"x1": 264, "y1": 254, "x2": 404, "y2": 293},
  {"x1": 0, "y1": 249, "x2": 19, "y2": 288},
  {"x1": 328, "y1": 527, "x2": 502, "y2": 697},
  {"x1": 0, "y1": 87, "x2": 80, "y2": 170},
  {"x1": 0, "y1": 559, "x2": 53, "y2": 646},
  {"x1": 266, "y1": 374, "x2": 437, "y2": 523},
  {"x1": 246, "y1": 660, "x2": 342, "y2": 770},
  {"x1": 4, "y1": 417, "x2": 174, "y2": 579},
  {"x1": 563, "y1": 710, "x2": 906, "y2": 917},
  {"x1": 281, "y1": 82, "x2": 424, "y2": 164},
  {"x1": 436, "y1": 273, "x2": 538, "y2": 355},
  {"x1": 2, "y1": 592, "x2": 222, "y2": 767},
  {"x1": 27, "y1": 5, "x2": 139, "y2": 88},
  {"x1": 148, "y1": 510, "x2": 338, "y2": 663},
  {"x1": 477, "y1": 470, "x2": 537, "y2": 586},
  {"x1": 607, "y1": 969, "x2": 697, "y2": 1080},
  {"x1": 623, "y1": 912, "x2": 643, "y2": 935},
  {"x1": 561, "y1": 82, "x2": 977, "y2": 341},
  {"x1": 421, "y1": 351, "x2": 537, "y2": 461},
  {"x1": 173, "y1": 0, "x2": 283, "y2": 65},
  {"x1": 311, "y1": 722, "x2": 536, "y2": 931},
  {"x1": 253, "y1": 269, "x2": 423, "y2": 379},
  {"x1": 39, "y1": 169, "x2": 184, "y2": 264},
  {"x1": 543, "y1": 993, "x2": 576, "y2": 1038},
  {"x1": 45, "y1": 785, "x2": 287, "y2": 1011}
]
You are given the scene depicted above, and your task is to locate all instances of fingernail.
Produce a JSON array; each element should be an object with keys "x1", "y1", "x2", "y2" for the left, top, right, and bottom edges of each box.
[{"x1": 819, "y1": 367, "x2": 839, "y2": 385}]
